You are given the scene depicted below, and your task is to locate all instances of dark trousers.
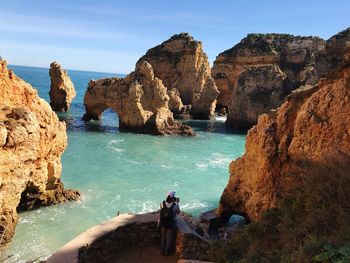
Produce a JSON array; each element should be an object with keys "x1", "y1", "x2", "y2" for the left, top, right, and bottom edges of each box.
[{"x1": 160, "y1": 226, "x2": 176, "y2": 255}]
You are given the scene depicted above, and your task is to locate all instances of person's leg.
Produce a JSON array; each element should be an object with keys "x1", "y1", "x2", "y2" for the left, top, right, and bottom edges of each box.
[
  {"x1": 165, "y1": 227, "x2": 175, "y2": 256},
  {"x1": 160, "y1": 227, "x2": 167, "y2": 254},
  {"x1": 171, "y1": 226, "x2": 177, "y2": 254}
]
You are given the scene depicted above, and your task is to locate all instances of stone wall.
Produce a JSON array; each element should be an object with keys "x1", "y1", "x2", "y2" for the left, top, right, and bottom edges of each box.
[
  {"x1": 176, "y1": 232, "x2": 211, "y2": 261},
  {"x1": 78, "y1": 220, "x2": 160, "y2": 262},
  {"x1": 48, "y1": 212, "x2": 213, "y2": 262},
  {"x1": 176, "y1": 217, "x2": 211, "y2": 261}
]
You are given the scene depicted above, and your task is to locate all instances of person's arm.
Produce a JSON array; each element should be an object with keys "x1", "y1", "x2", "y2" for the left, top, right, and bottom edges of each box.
[
  {"x1": 175, "y1": 203, "x2": 180, "y2": 214},
  {"x1": 158, "y1": 202, "x2": 162, "y2": 226}
]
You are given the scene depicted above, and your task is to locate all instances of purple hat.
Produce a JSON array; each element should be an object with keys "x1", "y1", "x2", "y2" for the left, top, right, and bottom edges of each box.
[{"x1": 167, "y1": 191, "x2": 175, "y2": 198}]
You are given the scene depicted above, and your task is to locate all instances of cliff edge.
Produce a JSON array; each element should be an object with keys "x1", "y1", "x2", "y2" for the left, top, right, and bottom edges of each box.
[
  {"x1": 218, "y1": 28, "x2": 350, "y2": 221},
  {"x1": 212, "y1": 33, "x2": 326, "y2": 129},
  {"x1": 0, "y1": 60, "x2": 80, "y2": 249}
]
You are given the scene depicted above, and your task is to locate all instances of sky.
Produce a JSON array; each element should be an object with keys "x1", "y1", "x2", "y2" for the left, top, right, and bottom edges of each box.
[{"x1": 0, "y1": 0, "x2": 349, "y2": 73}]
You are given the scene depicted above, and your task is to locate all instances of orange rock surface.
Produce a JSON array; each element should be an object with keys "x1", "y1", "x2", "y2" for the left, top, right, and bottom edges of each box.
[
  {"x1": 0, "y1": 60, "x2": 79, "y2": 248},
  {"x1": 83, "y1": 61, "x2": 194, "y2": 136},
  {"x1": 212, "y1": 34, "x2": 326, "y2": 129},
  {"x1": 218, "y1": 28, "x2": 350, "y2": 220},
  {"x1": 137, "y1": 33, "x2": 219, "y2": 120},
  {"x1": 49, "y1": 61, "x2": 76, "y2": 112}
]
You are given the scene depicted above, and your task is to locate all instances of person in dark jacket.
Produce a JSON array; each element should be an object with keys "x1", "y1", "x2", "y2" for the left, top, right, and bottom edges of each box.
[{"x1": 159, "y1": 191, "x2": 180, "y2": 256}]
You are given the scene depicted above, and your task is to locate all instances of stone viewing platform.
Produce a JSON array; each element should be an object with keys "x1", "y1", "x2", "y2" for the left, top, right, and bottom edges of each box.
[{"x1": 47, "y1": 212, "x2": 215, "y2": 263}]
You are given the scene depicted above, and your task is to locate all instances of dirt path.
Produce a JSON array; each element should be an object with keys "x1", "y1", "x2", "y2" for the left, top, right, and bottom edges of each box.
[{"x1": 106, "y1": 245, "x2": 177, "y2": 263}]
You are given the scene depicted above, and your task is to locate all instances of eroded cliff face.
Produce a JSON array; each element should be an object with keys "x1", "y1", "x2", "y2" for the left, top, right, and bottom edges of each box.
[
  {"x1": 218, "y1": 29, "x2": 350, "y2": 221},
  {"x1": 0, "y1": 61, "x2": 80, "y2": 248},
  {"x1": 49, "y1": 62, "x2": 76, "y2": 112},
  {"x1": 83, "y1": 61, "x2": 194, "y2": 136},
  {"x1": 137, "y1": 33, "x2": 219, "y2": 120},
  {"x1": 212, "y1": 34, "x2": 326, "y2": 129},
  {"x1": 316, "y1": 27, "x2": 350, "y2": 76}
]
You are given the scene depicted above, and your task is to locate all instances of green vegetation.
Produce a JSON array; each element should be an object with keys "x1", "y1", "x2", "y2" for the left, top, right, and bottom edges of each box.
[
  {"x1": 314, "y1": 244, "x2": 350, "y2": 262},
  {"x1": 210, "y1": 164, "x2": 350, "y2": 263}
]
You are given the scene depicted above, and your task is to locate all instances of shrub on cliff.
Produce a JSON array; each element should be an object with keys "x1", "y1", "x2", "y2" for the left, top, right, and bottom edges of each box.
[{"x1": 210, "y1": 163, "x2": 350, "y2": 262}]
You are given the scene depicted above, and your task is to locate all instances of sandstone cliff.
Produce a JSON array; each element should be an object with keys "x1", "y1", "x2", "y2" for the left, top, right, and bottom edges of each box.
[
  {"x1": 137, "y1": 33, "x2": 219, "y2": 120},
  {"x1": 316, "y1": 27, "x2": 350, "y2": 76},
  {"x1": 218, "y1": 28, "x2": 350, "y2": 221},
  {"x1": 83, "y1": 61, "x2": 194, "y2": 136},
  {"x1": 49, "y1": 62, "x2": 76, "y2": 112},
  {"x1": 0, "y1": 61, "x2": 80, "y2": 249},
  {"x1": 212, "y1": 33, "x2": 326, "y2": 129}
]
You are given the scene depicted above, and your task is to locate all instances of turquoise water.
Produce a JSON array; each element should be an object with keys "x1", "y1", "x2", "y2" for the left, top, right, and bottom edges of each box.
[{"x1": 6, "y1": 65, "x2": 246, "y2": 261}]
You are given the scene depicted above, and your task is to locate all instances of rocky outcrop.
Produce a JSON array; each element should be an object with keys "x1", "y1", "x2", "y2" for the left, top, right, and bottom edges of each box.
[
  {"x1": 137, "y1": 33, "x2": 219, "y2": 120},
  {"x1": 0, "y1": 60, "x2": 80, "y2": 249},
  {"x1": 167, "y1": 88, "x2": 185, "y2": 115},
  {"x1": 218, "y1": 29, "x2": 350, "y2": 221},
  {"x1": 212, "y1": 33, "x2": 326, "y2": 129},
  {"x1": 83, "y1": 61, "x2": 194, "y2": 136},
  {"x1": 316, "y1": 27, "x2": 350, "y2": 76},
  {"x1": 49, "y1": 62, "x2": 76, "y2": 112}
]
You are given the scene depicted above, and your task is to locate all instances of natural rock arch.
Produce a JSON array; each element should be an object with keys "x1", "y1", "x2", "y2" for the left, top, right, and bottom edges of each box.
[{"x1": 83, "y1": 61, "x2": 194, "y2": 136}]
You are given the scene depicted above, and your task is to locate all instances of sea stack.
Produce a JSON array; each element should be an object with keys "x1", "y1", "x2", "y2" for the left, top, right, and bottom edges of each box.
[
  {"x1": 49, "y1": 61, "x2": 76, "y2": 112},
  {"x1": 83, "y1": 61, "x2": 195, "y2": 136},
  {"x1": 212, "y1": 34, "x2": 326, "y2": 129},
  {"x1": 218, "y1": 28, "x2": 350, "y2": 221},
  {"x1": 137, "y1": 33, "x2": 219, "y2": 120},
  {"x1": 0, "y1": 60, "x2": 80, "y2": 249}
]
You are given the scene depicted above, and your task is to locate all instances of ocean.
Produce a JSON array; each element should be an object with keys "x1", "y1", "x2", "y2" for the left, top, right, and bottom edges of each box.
[{"x1": 5, "y1": 65, "x2": 246, "y2": 261}]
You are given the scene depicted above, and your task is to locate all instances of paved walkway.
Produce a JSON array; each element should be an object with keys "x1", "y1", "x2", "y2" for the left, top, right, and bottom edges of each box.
[{"x1": 107, "y1": 245, "x2": 177, "y2": 263}]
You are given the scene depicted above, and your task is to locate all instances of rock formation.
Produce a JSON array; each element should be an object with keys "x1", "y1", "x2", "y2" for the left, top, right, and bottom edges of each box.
[
  {"x1": 83, "y1": 61, "x2": 195, "y2": 136},
  {"x1": 137, "y1": 33, "x2": 219, "y2": 120},
  {"x1": 212, "y1": 33, "x2": 326, "y2": 129},
  {"x1": 49, "y1": 62, "x2": 76, "y2": 112},
  {"x1": 218, "y1": 28, "x2": 350, "y2": 221},
  {"x1": 316, "y1": 27, "x2": 350, "y2": 76},
  {"x1": 0, "y1": 60, "x2": 80, "y2": 249}
]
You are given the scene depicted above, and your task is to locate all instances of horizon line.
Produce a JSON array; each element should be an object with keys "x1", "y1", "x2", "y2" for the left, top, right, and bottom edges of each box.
[{"x1": 8, "y1": 63, "x2": 126, "y2": 75}]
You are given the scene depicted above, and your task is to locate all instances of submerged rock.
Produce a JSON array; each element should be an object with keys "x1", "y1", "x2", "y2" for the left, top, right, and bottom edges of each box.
[
  {"x1": 83, "y1": 61, "x2": 195, "y2": 136},
  {"x1": 137, "y1": 33, "x2": 219, "y2": 120},
  {"x1": 212, "y1": 33, "x2": 326, "y2": 129},
  {"x1": 218, "y1": 28, "x2": 350, "y2": 221},
  {"x1": 0, "y1": 60, "x2": 80, "y2": 249},
  {"x1": 49, "y1": 61, "x2": 76, "y2": 112}
]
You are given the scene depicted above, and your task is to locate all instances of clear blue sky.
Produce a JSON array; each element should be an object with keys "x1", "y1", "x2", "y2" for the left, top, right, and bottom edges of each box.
[{"x1": 1, "y1": 0, "x2": 349, "y2": 73}]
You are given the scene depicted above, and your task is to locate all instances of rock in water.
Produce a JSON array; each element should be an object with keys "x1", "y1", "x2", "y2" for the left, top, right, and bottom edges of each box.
[
  {"x1": 218, "y1": 28, "x2": 350, "y2": 221},
  {"x1": 0, "y1": 60, "x2": 80, "y2": 249},
  {"x1": 83, "y1": 61, "x2": 195, "y2": 136},
  {"x1": 49, "y1": 61, "x2": 76, "y2": 112},
  {"x1": 137, "y1": 33, "x2": 219, "y2": 120},
  {"x1": 212, "y1": 33, "x2": 326, "y2": 129}
]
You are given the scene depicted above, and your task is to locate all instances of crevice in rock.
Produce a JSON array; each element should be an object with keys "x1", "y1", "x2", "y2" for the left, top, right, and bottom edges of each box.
[{"x1": 17, "y1": 182, "x2": 41, "y2": 212}]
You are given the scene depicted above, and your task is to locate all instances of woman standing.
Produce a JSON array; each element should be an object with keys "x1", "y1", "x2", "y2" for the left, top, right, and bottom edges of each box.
[{"x1": 159, "y1": 191, "x2": 180, "y2": 256}]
